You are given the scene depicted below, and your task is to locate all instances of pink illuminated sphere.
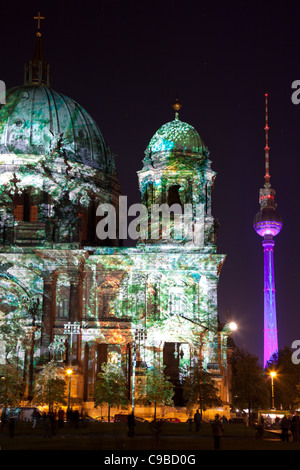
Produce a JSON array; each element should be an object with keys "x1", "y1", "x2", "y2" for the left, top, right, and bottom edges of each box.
[{"x1": 253, "y1": 209, "x2": 283, "y2": 237}]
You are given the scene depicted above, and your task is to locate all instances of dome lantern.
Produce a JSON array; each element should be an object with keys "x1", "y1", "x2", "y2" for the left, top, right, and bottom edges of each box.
[{"x1": 24, "y1": 12, "x2": 50, "y2": 87}]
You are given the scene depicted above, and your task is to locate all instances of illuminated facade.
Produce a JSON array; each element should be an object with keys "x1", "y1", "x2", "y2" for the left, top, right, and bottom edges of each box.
[
  {"x1": 0, "y1": 29, "x2": 234, "y2": 415},
  {"x1": 254, "y1": 94, "x2": 283, "y2": 368}
]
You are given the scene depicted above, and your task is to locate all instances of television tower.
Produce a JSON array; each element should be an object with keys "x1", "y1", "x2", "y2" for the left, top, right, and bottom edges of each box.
[{"x1": 253, "y1": 94, "x2": 283, "y2": 368}]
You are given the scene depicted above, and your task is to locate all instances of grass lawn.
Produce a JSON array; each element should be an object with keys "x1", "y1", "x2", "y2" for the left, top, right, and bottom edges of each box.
[{"x1": 0, "y1": 421, "x2": 299, "y2": 451}]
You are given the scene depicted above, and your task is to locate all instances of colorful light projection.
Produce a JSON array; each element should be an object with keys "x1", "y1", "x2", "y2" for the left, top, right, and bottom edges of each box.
[
  {"x1": 0, "y1": 83, "x2": 120, "y2": 249},
  {"x1": 0, "y1": 245, "x2": 229, "y2": 404},
  {"x1": 138, "y1": 113, "x2": 217, "y2": 250},
  {"x1": 0, "y1": 67, "x2": 231, "y2": 408},
  {"x1": 262, "y1": 238, "x2": 279, "y2": 366}
]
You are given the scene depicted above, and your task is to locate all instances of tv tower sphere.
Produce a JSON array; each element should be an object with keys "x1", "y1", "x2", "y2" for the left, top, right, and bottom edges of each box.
[
  {"x1": 254, "y1": 207, "x2": 283, "y2": 238},
  {"x1": 253, "y1": 94, "x2": 283, "y2": 368}
]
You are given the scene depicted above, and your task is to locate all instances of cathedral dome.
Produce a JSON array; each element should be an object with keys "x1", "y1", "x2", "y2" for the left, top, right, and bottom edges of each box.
[
  {"x1": 0, "y1": 84, "x2": 114, "y2": 173},
  {"x1": 147, "y1": 116, "x2": 205, "y2": 156}
]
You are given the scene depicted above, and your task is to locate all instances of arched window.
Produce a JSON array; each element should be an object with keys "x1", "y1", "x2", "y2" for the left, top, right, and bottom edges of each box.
[
  {"x1": 142, "y1": 182, "x2": 153, "y2": 208},
  {"x1": 168, "y1": 285, "x2": 188, "y2": 316},
  {"x1": 14, "y1": 203, "x2": 24, "y2": 221},
  {"x1": 57, "y1": 297, "x2": 69, "y2": 318},
  {"x1": 13, "y1": 189, "x2": 39, "y2": 222},
  {"x1": 99, "y1": 281, "x2": 118, "y2": 318},
  {"x1": 107, "y1": 344, "x2": 121, "y2": 364},
  {"x1": 168, "y1": 185, "x2": 182, "y2": 207},
  {"x1": 56, "y1": 276, "x2": 70, "y2": 319}
]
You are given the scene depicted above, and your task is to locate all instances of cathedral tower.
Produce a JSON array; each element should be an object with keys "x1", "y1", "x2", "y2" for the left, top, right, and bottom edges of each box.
[{"x1": 137, "y1": 100, "x2": 217, "y2": 248}]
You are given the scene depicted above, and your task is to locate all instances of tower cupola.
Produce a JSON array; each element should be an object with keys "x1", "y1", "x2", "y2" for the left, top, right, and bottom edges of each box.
[
  {"x1": 24, "y1": 12, "x2": 50, "y2": 87},
  {"x1": 137, "y1": 102, "x2": 218, "y2": 249}
]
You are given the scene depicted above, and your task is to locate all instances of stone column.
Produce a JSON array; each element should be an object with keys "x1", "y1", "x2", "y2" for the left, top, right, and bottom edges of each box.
[
  {"x1": 40, "y1": 272, "x2": 57, "y2": 362},
  {"x1": 69, "y1": 270, "x2": 83, "y2": 364}
]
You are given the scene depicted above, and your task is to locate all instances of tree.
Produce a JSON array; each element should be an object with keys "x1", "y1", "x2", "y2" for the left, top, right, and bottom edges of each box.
[
  {"x1": 183, "y1": 363, "x2": 222, "y2": 418},
  {"x1": 33, "y1": 361, "x2": 67, "y2": 412},
  {"x1": 94, "y1": 362, "x2": 129, "y2": 422},
  {"x1": 230, "y1": 348, "x2": 269, "y2": 421},
  {"x1": 0, "y1": 363, "x2": 24, "y2": 408},
  {"x1": 0, "y1": 315, "x2": 26, "y2": 370},
  {"x1": 137, "y1": 363, "x2": 174, "y2": 419},
  {"x1": 0, "y1": 316, "x2": 27, "y2": 405},
  {"x1": 266, "y1": 347, "x2": 300, "y2": 410}
]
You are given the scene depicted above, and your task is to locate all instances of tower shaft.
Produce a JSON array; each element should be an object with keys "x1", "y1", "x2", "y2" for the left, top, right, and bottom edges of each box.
[{"x1": 263, "y1": 238, "x2": 278, "y2": 367}]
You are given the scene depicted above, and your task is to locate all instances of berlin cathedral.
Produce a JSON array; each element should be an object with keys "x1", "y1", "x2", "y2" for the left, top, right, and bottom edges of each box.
[{"x1": 0, "y1": 20, "x2": 235, "y2": 418}]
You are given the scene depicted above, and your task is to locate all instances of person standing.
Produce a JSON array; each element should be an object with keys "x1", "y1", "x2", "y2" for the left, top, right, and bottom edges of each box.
[
  {"x1": 43, "y1": 413, "x2": 52, "y2": 438},
  {"x1": 127, "y1": 412, "x2": 135, "y2": 437},
  {"x1": 211, "y1": 414, "x2": 223, "y2": 450},
  {"x1": 291, "y1": 411, "x2": 300, "y2": 442},
  {"x1": 1, "y1": 409, "x2": 7, "y2": 432},
  {"x1": 194, "y1": 410, "x2": 201, "y2": 432},
  {"x1": 58, "y1": 408, "x2": 64, "y2": 428},
  {"x1": 280, "y1": 415, "x2": 290, "y2": 442},
  {"x1": 8, "y1": 415, "x2": 15, "y2": 438},
  {"x1": 149, "y1": 419, "x2": 163, "y2": 449}
]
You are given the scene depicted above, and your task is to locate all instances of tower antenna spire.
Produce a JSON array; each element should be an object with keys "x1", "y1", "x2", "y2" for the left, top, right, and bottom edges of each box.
[{"x1": 264, "y1": 93, "x2": 270, "y2": 186}]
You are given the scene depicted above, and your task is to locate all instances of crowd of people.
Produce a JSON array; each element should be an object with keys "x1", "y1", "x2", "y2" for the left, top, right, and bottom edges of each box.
[
  {"x1": 1, "y1": 407, "x2": 90, "y2": 438},
  {"x1": 279, "y1": 411, "x2": 300, "y2": 442},
  {"x1": 2, "y1": 405, "x2": 300, "y2": 447},
  {"x1": 192, "y1": 409, "x2": 300, "y2": 448},
  {"x1": 186, "y1": 410, "x2": 225, "y2": 449},
  {"x1": 1, "y1": 408, "x2": 19, "y2": 438}
]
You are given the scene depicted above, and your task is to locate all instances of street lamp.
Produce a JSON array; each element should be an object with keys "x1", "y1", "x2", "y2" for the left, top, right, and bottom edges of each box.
[
  {"x1": 131, "y1": 326, "x2": 147, "y2": 415},
  {"x1": 134, "y1": 326, "x2": 147, "y2": 362},
  {"x1": 229, "y1": 321, "x2": 237, "y2": 331},
  {"x1": 66, "y1": 368, "x2": 73, "y2": 411},
  {"x1": 270, "y1": 371, "x2": 276, "y2": 410},
  {"x1": 64, "y1": 321, "x2": 81, "y2": 365},
  {"x1": 23, "y1": 295, "x2": 40, "y2": 401}
]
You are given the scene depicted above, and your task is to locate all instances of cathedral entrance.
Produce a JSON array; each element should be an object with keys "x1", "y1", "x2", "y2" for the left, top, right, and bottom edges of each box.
[{"x1": 163, "y1": 342, "x2": 190, "y2": 407}]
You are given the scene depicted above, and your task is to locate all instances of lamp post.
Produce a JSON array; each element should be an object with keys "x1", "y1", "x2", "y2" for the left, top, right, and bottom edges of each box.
[
  {"x1": 66, "y1": 368, "x2": 73, "y2": 411},
  {"x1": 23, "y1": 295, "x2": 40, "y2": 402},
  {"x1": 270, "y1": 371, "x2": 276, "y2": 410},
  {"x1": 177, "y1": 313, "x2": 238, "y2": 361},
  {"x1": 131, "y1": 326, "x2": 147, "y2": 415},
  {"x1": 135, "y1": 326, "x2": 147, "y2": 362},
  {"x1": 131, "y1": 341, "x2": 136, "y2": 415},
  {"x1": 0, "y1": 375, "x2": 7, "y2": 411},
  {"x1": 64, "y1": 321, "x2": 81, "y2": 365}
]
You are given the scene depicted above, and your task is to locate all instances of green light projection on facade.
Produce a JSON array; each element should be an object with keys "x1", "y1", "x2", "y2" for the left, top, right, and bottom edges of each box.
[{"x1": 0, "y1": 33, "x2": 234, "y2": 414}]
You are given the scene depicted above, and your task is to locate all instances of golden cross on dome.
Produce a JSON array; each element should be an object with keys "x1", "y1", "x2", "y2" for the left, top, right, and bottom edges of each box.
[
  {"x1": 172, "y1": 98, "x2": 182, "y2": 120},
  {"x1": 34, "y1": 12, "x2": 45, "y2": 34}
]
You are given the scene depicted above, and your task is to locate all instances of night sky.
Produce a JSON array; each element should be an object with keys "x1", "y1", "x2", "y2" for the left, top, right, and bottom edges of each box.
[{"x1": 1, "y1": 0, "x2": 300, "y2": 365}]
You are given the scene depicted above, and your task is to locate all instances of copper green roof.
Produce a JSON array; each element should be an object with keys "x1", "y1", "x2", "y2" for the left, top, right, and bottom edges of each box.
[
  {"x1": 0, "y1": 84, "x2": 115, "y2": 173},
  {"x1": 148, "y1": 116, "x2": 204, "y2": 155}
]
